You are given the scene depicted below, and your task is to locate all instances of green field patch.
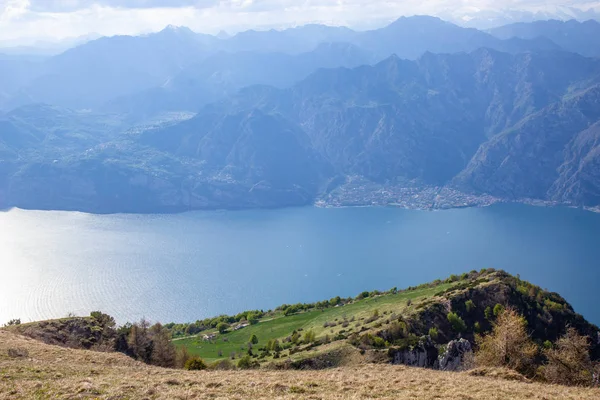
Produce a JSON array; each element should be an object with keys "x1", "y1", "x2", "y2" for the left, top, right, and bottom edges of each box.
[{"x1": 174, "y1": 283, "x2": 453, "y2": 363}]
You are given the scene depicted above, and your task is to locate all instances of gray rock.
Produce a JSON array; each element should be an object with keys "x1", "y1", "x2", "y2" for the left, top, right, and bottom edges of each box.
[
  {"x1": 390, "y1": 336, "x2": 439, "y2": 368},
  {"x1": 438, "y1": 338, "x2": 473, "y2": 371}
]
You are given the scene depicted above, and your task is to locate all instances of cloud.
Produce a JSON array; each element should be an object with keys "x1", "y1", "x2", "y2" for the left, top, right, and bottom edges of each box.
[
  {"x1": 24, "y1": 0, "x2": 219, "y2": 12},
  {"x1": 0, "y1": 0, "x2": 599, "y2": 45}
]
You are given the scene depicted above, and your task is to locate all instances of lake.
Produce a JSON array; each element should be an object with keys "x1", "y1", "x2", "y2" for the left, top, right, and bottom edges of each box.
[{"x1": 1, "y1": 204, "x2": 599, "y2": 326}]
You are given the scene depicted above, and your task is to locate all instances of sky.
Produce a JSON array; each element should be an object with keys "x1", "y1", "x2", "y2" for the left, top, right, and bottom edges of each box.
[{"x1": 1, "y1": 0, "x2": 600, "y2": 45}]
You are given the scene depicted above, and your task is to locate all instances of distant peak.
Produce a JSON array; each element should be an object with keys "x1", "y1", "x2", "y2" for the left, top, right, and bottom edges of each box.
[
  {"x1": 159, "y1": 25, "x2": 195, "y2": 35},
  {"x1": 216, "y1": 30, "x2": 230, "y2": 39}
]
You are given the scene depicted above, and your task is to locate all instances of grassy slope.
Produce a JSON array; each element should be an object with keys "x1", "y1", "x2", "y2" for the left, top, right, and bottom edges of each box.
[
  {"x1": 2, "y1": 330, "x2": 599, "y2": 400},
  {"x1": 175, "y1": 283, "x2": 453, "y2": 362}
]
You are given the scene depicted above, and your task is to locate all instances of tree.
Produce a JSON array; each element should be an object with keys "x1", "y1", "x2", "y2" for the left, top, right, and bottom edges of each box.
[
  {"x1": 249, "y1": 334, "x2": 258, "y2": 345},
  {"x1": 128, "y1": 319, "x2": 153, "y2": 363},
  {"x1": 176, "y1": 346, "x2": 192, "y2": 369},
  {"x1": 447, "y1": 312, "x2": 466, "y2": 333},
  {"x1": 184, "y1": 356, "x2": 207, "y2": 370},
  {"x1": 543, "y1": 328, "x2": 595, "y2": 386},
  {"x1": 216, "y1": 322, "x2": 229, "y2": 334},
  {"x1": 475, "y1": 308, "x2": 537, "y2": 376},
  {"x1": 90, "y1": 311, "x2": 115, "y2": 329},
  {"x1": 149, "y1": 323, "x2": 176, "y2": 368}
]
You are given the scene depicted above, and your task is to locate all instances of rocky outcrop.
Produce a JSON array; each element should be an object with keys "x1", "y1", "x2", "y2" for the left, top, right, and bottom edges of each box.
[
  {"x1": 438, "y1": 339, "x2": 473, "y2": 371},
  {"x1": 390, "y1": 336, "x2": 439, "y2": 368},
  {"x1": 390, "y1": 337, "x2": 473, "y2": 371}
]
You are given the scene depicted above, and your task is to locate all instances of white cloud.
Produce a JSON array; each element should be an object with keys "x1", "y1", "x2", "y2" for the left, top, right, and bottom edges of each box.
[{"x1": 0, "y1": 0, "x2": 599, "y2": 44}]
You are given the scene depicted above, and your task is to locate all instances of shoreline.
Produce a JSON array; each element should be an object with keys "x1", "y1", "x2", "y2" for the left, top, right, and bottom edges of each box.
[{"x1": 1, "y1": 195, "x2": 598, "y2": 216}]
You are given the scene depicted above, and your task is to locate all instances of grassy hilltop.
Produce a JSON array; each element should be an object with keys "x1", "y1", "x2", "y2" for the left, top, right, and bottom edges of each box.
[
  {"x1": 173, "y1": 283, "x2": 453, "y2": 363},
  {"x1": 2, "y1": 269, "x2": 600, "y2": 399},
  {"x1": 168, "y1": 269, "x2": 599, "y2": 368}
]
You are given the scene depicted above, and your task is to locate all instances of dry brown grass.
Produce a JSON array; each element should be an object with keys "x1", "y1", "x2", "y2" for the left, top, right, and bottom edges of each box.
[{"x1": 1, "y1": 330, "x2": 599, "y2": 399}]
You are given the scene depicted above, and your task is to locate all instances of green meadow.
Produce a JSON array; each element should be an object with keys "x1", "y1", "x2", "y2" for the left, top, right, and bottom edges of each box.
[{"x1": 174, "y1": 283, "x2": 453, "y2": 363}]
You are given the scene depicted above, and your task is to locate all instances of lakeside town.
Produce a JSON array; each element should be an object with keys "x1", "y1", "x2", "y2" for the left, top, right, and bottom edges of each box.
[{"x1": 314, "y1": 177, "x2": 568, "y2": 211}]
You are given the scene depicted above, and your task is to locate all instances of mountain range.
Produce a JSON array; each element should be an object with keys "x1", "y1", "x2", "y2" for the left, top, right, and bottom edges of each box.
[{"x1": 2, "y1": 16, "x2": 600, "y2": 213}]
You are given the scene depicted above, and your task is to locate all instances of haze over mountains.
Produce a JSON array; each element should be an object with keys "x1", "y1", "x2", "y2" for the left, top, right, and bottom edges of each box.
[{"x1": 2, "y1": 16, "x2": 600, "y2": 213}]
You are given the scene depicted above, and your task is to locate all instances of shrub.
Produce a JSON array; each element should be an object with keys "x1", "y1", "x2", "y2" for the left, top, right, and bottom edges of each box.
[
  {"x1": 474, "y1": 322, "x2": 481, "y2": 333},
  {"x1": 4, "y1": 319, "x2": 21, "y2": 327},
  {"x1": 303, "y1": 330, "x2": 316, "y2": 344},
  {"x1": 475, "y1": 308, "x2": 537, "y2": 376},
  {"x1": 357, "y1": 291, "x2": 370, "y2": 300},
  {"x1": 406, "y1": 299, "x2": 412, "y2": 307},
  {"x1": 493, "y1": 304, "x2": 505, "y2": 317},
  {"x1": 447, "y1": 312, "x2": 466, "y2": 333},
  {"x1": 484, "y1": 306, "x2": 493, "y2": 320},
  {"x1": 184, "y1": 356, "x2": 207, "y2": 371},
  {"x1": 237, "y1": 355, "x2": 258, "y2": 369},
  {"x1": 465, "y1": 300, "x2": 475, "y2": 313},
  {"x1": 7, "y1": 347, "x2": 28, "y2": 358},
  {"x1": 542, "y1": 328, "x2": 595, "y2": 386},
  {"x1": 428, "y1": 327, "x2": 439, "y2": 341},
  {"x1": 216, "y1": 323, "x2": 229, "y2": 334},
  {"x1": 249, "y1": 334, "x2": 258, "y2": 345}
]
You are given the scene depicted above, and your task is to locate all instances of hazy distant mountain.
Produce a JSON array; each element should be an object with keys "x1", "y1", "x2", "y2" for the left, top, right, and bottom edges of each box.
[
  {"x1": 4, "y1": 49, "x2": 600, "y2": 213},
  {"x1": 443, "y1": 7, "x2": 600, "y2": 30},
  {"x1": 0, "y1": 33, "x2": 103, "y2": 56},
  {"x1": 143, "y1": 49, "x2": 598, "y2": 187},
  {"x1": 103, "y1": 42, "x2": 375, "y2": 120},
  {"x1": 488, "y1": 19, "x2": 600, "y2": 57},
  {"x1": 0, "y1": 17, "x2": 566, "y2": 114},
  {"x1": 6, "y1": 27, "x2": 219, "y2": 110},
  {"x1": 4, "y1": 17, "x2": 600, "y2": 213},
  {"x1": 223, "y1": 24, "x2": 358, "y2": 54},
  {"x1": 354, "y1": 16, "x2": 561, "y2": 60},
  {"x1": 0, "y1": 57, "x2": 44, "y2": 110}
]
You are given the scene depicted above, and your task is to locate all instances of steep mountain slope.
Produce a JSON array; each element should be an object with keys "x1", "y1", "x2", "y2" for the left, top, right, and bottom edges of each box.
[
  {"x1": 3, "y1": 49, "x2": 600, "y2": 213},
  {"x1": 455, "y1": 85, "x2": 600, "y2": 204},
  {"x1": 150, "y1": 50, "x2": 599, "y2": 188},
  {"x1": 103, "y1": 42, "x2": 374, "y2": 120},
  {"x1": 489, "y1": 19, "x2": 600, "y2": 57}
]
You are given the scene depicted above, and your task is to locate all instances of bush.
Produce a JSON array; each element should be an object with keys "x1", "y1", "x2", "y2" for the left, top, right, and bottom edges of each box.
[
  {"x1": 216, "y1": 322, "x2": 229, "y2": 334},
  {"x1": 303, "y1": 330, "x2": 316, "y2": 344},
  {"x1": 493, "y1": 304, "x2": 505, "y2": 317},
  {"x1": 484, "y1": 306, "x2": 493, "y2": 320},
  {"x1": 475, "y1": 308, "x2": 537, "y2": 376},
  {"x1": 7, "y1": 347, "x2": 28, "y2": 358},
  {"x1": 237, "y1": 355, "x2": 258, "y2": 369},
  {"x1": 249, "y1": 334, "x2": 258, "y2": 345},
  {"x1": 465, "y1": 300, "x2": 475, "y2": 313},
  {"x1": 542, "y1": 328, "x2": 595, "y2": 386},
  {"x1": 184, "y1": 356, "x2": 207, "y2": 371},
  {"x1": 447, "y1": 312, "x2": 467, "y2": 333},
  {"x1": 428, "y1": 327, "x2": 439, "y2": 341},
  {"x1": 210, "y1": 359, "x2": 233, "y2": 370}
]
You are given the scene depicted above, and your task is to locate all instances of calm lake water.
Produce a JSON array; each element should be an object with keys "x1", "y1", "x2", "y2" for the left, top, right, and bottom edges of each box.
[{"x1": 1, "y1": 204, "x2": 599, "y2": 326}]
